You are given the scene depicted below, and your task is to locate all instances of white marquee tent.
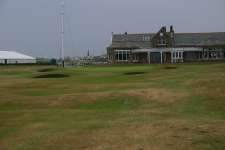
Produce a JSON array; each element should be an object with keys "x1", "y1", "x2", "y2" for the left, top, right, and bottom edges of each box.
[{"x1": 0, "y1": 51, "x2": 36, "y2": 64}]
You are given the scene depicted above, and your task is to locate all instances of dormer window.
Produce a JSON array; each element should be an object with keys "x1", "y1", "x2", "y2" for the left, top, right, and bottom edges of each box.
[
  {"x1": 143, "y1": 36, "x2": 151, "y2": 41},
  {"x1": 160, "y1": 32, "x2": 163, "y2": 37}
]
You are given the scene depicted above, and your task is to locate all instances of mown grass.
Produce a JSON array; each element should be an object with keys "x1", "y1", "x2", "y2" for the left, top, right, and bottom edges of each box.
[{"x1": 0, "y1": 63, "x2": 225, "y2": 150}]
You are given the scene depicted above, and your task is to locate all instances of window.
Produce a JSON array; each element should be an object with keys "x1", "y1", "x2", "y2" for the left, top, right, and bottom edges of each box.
[
  {"x1": 122, "y1": 51, "x2": 127, "y2": 60},
  {"x1": 143, "y1": 36, "x2": 151, "y2": 41},
  {"x1": 115, "y1": 50, "x2": 130, "y2": 61},
  {"x1": 119, "y1": 51, "x2": 123, "y2": 60},
  {"x1": 176, "y1": 52, "x2": 179, "y2": 58},
  {"x1": 173, "y1": 51, "x2": 183, "y2": 59},
  {"x1": 115, "y1": 53, "x2": 119, "y2": 60},
  {"x1": 173, "y1": 52, "x2": 176, "y2": 58},
  {"x1": 157, "y1": 37, "x2": 166, "y2": 45}
]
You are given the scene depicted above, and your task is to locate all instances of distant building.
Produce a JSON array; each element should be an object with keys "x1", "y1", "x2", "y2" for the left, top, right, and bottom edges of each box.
[
  {"x1": 107, "y1": 26, "x2": 225, "y2": 63},
  {"x1": 0, "y1": 51, "x2": 36, "y2": 64}
]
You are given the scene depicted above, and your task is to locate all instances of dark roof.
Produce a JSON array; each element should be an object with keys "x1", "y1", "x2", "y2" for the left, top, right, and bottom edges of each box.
[
  {"x1": 175, "y1": 32, "x2": 225, "y2": 46},
  {"x1": 109, "y1": 41, "x2": 152, "y2": 49},
  {"x1": 109, "y1": 32, "x2": 225, "y2": 49},
  {"x1": 110, "y1": 33, "x2": 154, "y2": 49},
  {"x1": 112, "y1": 33, "x2": 155, "y2": 42}
]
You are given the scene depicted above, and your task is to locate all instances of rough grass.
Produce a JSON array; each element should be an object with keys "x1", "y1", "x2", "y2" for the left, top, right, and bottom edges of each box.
[{"x1": 0, "y1": 63, "x2": 225, "y2": 150}]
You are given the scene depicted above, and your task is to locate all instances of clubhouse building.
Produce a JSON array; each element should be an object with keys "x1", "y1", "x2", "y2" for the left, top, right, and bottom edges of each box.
[{"x1": 107, "y1": 26, "x2": 225, "y2": 64}]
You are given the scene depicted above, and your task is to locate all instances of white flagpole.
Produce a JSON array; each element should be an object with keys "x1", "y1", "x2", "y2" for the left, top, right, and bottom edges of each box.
[{"x1": 60, "y1": 0, "x2": 65, "y2": 67}]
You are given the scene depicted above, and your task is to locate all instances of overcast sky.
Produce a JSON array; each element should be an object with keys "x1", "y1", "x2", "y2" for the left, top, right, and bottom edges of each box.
[{"x1": 0, "y1": 0, "x2": 225, "y2": 58}]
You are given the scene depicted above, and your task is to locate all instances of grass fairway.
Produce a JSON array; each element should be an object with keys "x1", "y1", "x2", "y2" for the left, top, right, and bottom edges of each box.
[{"x1": 0, "y1": 63, "x2": 225, "y2": 150}]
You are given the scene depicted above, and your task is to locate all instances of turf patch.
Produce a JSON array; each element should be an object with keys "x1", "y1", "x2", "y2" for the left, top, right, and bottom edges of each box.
[
  {"x1": 164, "y1": 66, "x2": 177, "y2": 69},
  {"x1": 34, "y1": 73, "x2": 70, "y2": 78},
  {"x1": 123, "y1": 72, "x2": 146, "y2": 75},
  {"x1": 37, "y1": 68, "x2": 57, "y2": 72}
]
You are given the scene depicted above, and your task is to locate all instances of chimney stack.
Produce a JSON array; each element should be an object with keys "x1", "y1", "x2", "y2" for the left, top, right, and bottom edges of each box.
[
  {"x1": 170, "y1": 25, "x2": 175, "y2": 46},
  {"x1": 161, "y1": 26, "x2": 166, "y2": 32},
  {"x1": 170, "y1": 25, "x2": 174, "y2": 33}
]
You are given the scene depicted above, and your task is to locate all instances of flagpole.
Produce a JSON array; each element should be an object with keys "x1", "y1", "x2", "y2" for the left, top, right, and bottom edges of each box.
[{"x1": 60, "y1": 0, "x2": 65, "y2": 67}]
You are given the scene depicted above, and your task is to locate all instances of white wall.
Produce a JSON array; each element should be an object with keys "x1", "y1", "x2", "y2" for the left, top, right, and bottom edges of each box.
[{"x1": 0, "y1": 59, "x2": 36, "y2": 64}]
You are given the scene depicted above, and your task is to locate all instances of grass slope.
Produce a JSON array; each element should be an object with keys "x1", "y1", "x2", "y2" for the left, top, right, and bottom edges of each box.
[{"x1": 0, "y1": 63, "x2": 225, "y2": 150}]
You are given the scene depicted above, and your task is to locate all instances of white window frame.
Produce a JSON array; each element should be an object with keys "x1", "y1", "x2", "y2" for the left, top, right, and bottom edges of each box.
[{"x1": 115, "y1": 50, "x2": 130, "y2": 62}]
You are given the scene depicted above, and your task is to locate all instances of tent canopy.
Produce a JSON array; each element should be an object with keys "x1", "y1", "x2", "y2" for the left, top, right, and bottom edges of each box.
[{"x1": 0, "y1": 51, "x2": 35, "y2": 60}]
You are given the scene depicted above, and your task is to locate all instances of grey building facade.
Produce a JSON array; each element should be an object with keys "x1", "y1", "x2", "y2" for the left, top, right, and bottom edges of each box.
[{"x1": 107, "y1": 26, "x2": 225, "y2": 64}]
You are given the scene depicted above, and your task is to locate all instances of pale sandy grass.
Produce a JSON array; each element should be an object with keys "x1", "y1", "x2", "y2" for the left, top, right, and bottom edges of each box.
[
  {"x1": 4, "y1": 120, "x2": 221, "y2": 150},
  {"x1": 47, "y1": 88, "x2": 188, "y2": 107}
]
